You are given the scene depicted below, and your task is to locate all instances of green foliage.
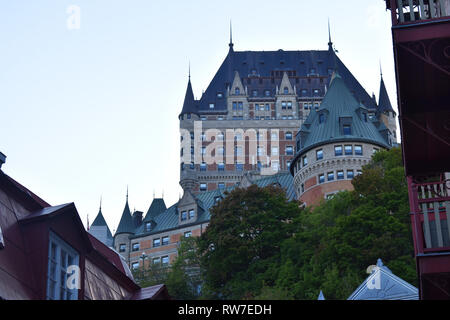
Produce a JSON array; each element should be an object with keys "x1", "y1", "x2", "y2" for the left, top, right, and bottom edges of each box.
[
  {"x1": 197, "y1": 146, "x2": 416, "y2": 300},
  {"x1": 197, "y1": 184, "x2": 304, "y2": 299}
]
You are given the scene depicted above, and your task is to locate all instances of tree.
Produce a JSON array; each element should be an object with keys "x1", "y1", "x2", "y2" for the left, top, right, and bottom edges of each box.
[{"x1": 197, "y1": 184, "x2": 304, "y2": 299}]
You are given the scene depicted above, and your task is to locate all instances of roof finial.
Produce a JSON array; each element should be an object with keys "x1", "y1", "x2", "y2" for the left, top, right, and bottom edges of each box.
[
  {"x1": 229, "y1": 20, "x2": 234, "y2": 49},
  {"x1": 126, "y1": 185, "x2": 129, "y2": 203},
  {"x1": 188, "y1": 61, "x2": 191, "y2": 81},
  {"x1": 87, "y1": 213, "x2": 89, "y2": 231},
  {"x1": 162, "y1": 189, "x2": 164, "y2": 199},
  {"x1": 328, "y1": 18, "x2": 333, "y2": 50},
  {"x1": 99, "y1": 195, "x2": 102, "y2": 212},
  {"x1": 380, "y1": 61, "x2": 383, "y2": 78},
  {"x1": 153, "y1": 189, "x2": 155, "y2": 199}
]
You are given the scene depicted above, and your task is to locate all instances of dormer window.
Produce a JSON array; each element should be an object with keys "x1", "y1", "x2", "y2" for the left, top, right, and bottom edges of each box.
[
  {"x1": 188, "y1": 209, "x2": 195, "y2": 220},
  {"x1": 209, "y1": 103, "x2": 214, "y2": 109},
  {"x1": 283, "y1": 87, "x2": 289, "y2": 94},
  {"x1": 235, "y1": 87, "x2": 240, "y2": 95},
  {"x1": 181, "y1": 211, "x2": 187, "y2": 221},
  {"x1": 252, "y1": 90, "x2": 258, "y2": 97},
  {"x1": 187, "y1": 114, "x2": 191, "y2": 119},
  {"x1": 265, "y1": 90, "x2": 271, "y2": 97},
  {"x1": 145, "y1": 222, "x2": 152, "y2": 232},
  {"x1": 343, "y1": 125, "x2": 352, "y2": 135},
  {"x1": 217, "y1": 92, "x2": 223, "y2": 98},
  {"x1": 319, "y1": 113, "x2": 325, "y2": 124}
]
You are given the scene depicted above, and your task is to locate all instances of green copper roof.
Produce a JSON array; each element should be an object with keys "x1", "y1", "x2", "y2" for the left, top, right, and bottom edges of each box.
[
  {"x1": 377, "y1": 76, "x2": 394, "y2": 114},
  {"x1": 295, "y1": 73, "x2": 390, "y2": 156},
  {"x1": 115, "y1": 198, "x2": 135, "y2": 235},
  {"x1": 143, "y1": 198, "x2": 167, "y2": 222},
  {"x1": 129, "y1": 172, "x2": 294, "y2": 239},
  {"x1": 90, "y1": 207, "x2": 113, "y2": 241}
]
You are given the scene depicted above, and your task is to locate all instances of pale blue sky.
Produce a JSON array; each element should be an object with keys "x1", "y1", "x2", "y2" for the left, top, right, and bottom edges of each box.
[{"x1": 0, "y1": 0, "x2": 397, "y2": 232}]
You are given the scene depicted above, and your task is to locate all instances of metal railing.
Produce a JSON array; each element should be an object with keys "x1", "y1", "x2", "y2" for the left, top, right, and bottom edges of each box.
[
  {"x1": 390, "y1": 0, "x2": 450, "y2": 24},
  {"x1": 409, "y1": 176, "x2": 450, "y2": 253}
]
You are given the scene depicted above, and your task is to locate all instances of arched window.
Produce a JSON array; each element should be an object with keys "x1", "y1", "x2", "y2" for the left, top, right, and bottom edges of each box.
[
  {"x1": 235, "y1": 87, "x2": 240, "y2": 95},
  {"x1": 284, "y1": 87, "x2": 289, "y2": 94}
]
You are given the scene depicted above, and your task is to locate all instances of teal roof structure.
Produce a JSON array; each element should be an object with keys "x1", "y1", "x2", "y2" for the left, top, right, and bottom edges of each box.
[
  {"x1": 347, "y1": 259, "x2": 418, "y2": 300},
  {"x1": 115, "y1": 194, "x2": 135, "y2": 235},
  {"x1": 91, "y1": 207, "x2": 113, "y2": 240},
  {"x1": 290, "y1": 73, "x2": 391, "y2": 175},
  {"x1": 128, "y1": 172, "x2": 294, "y2": 239},
  {"x1": 377, "y1": 76, "x2": 395, "y2": 114},
  {"x1": 143, "y1": 198, "x2": 167, "y2": 223}
]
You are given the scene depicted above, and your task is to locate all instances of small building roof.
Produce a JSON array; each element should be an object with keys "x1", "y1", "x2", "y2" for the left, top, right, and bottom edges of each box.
[
  {"x1": 115, "y1": 195, "x2": 135, "y2": 235},
  {"x1": 143, "y1": 198, "x2": 167, "y2": 222},
  {"x1": 377, "y1": 76, "x2": 395, "y2": 114},
  {"x1": 347, "y1": 259, "x2": 418, "y2": 300}
]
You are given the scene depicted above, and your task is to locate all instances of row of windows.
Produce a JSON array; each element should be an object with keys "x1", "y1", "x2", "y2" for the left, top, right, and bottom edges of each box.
[
  {"x1": 131, "y1": 255, "x2": 170, "y2": 270},
  {"x1": 317, "y1": 169, "x2": 362, "y2": 184},
  {"x1": 190, "y1": 131, "x2": 294, "y2": 141}
]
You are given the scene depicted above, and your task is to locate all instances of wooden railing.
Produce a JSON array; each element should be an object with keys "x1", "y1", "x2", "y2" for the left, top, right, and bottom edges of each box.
[
  {"x1": 389, "y1": 0, "x2": 450, "y2": 24},
  {"x1": 408, "y1": 176, "x2": 450, "y2": 254}
]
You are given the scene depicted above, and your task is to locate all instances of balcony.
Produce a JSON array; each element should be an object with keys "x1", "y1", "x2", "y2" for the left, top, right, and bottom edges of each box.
[
  {"x1": 409, "y1": 176, "x2": 450, "y2": 254},
  {"x1": 387, "y1": 0, "x2": 450, "y2": 25}
]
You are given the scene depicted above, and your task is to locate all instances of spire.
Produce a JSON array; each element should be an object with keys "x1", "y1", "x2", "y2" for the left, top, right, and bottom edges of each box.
[
  {"x1": 180, "y1": 68, "x2": 197, "y2": 116},
  {"x1": 87, "y1": 213, "x2": 89, "y2": 231},
  {"x1": 143, "y1": 198, "x2": 167, "y2": 222},
  {"x1": 229, "y1": 20, "x2": 234, "y2": 50},
  {"x1": 378, "y1": 72, "x2": 394, "y2": 114},
  {"x1": 115, "y1": 187, "x2": 135, "y2": 235},
  {"x1": 328, "y1": 18, "x2": 333, "y2": 50}
]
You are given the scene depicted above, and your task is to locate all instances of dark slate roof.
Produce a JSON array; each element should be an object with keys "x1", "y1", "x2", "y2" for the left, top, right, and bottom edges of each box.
[
  {"x1": 115, "y1": 200, "x2": 135, "y2": 235},
  {"x1": 290, "y1": 73, "x2": 390, "y2": 175},
  {"x1": 377, "y1": 76, "x2": 394, "y2": 114},
  {"x1": 143, "y1": 198, "x2": 167, "y2": 222},
  {"x1": 130, "y1": 172, "x2": 294, "y2": 238},
  {"x1": 186, "y1": 46, "x2": 377, "y2": 114},
  {"x1": 91, "y1": 208, "x2": 113, "y2": 240},
  {"x1": 348, "y1": 259, "x2": 418, "y2": 300},
  {"x1": 179, "y1": 79, "x2": 198, "y2": 116}
]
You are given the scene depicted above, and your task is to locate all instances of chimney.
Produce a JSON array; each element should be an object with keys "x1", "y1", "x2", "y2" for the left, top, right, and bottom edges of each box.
[
  {"x1": 0, "y1": 152, "x2": 6, "y2": 169},
  {"x1": 132, "y1": 211, "x2": 143, "y2": 228}
]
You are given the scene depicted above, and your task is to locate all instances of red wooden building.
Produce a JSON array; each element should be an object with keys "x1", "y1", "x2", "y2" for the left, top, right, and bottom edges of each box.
[
  {"x1": 0, "y1": 153, "x2": 169, "y2": 300},
  {"x1": 385, "y1": 0, "x2": 450, "y2": 299}
]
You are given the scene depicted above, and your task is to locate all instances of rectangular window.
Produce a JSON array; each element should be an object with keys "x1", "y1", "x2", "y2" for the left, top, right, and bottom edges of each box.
[
  {"x1": 301, "y1": 183, "x2": 304, "y2": 193},
  {"x1": 184, "y1": 231, "x2": 192, "y2": 238},
  {"x1": 355, "y1": 145, "x2": 363, "y2": 156},
  {"x1": 271, "y1": 147, "x2": 279, "y2": 156},
  {"x1": 238, "y1": 102, "x2": 243, "y2": 110},
  {"x1": 200, "y1": 183, "x2": 207, "y2": 191},
  {"x1": 46, "y1": 232, "x2": 79, "y2": 300},
  {"x1": 152, "y1": 257, "x2": 161, "y2": 265},
  {"x1": 162, "y1": 256, "x2": 169, "y2": 266},
  {"x1": 189, "y1": 209, "x2": 195, "y2": 220},
  {"x1": 302, "y1": 156, "x2": 308, "y2": 166},
  {"x1": 119, "y1": 244, "x2": 126, "y2": 253},
  {"x1": 347, "y1": 170, "x2": 354, "y2": 179},
  {"x1": 281, "y1": 101, "x2": 287, "y2": 109},
  {"x1": 218, "y1": 182, "x2": 225, "y2": 189},
  {"x1": 181, "y1": 211, "x2": 187, "y2": 221},
  {"x1": 132, "y1": 243, "x2": 140, "y2": 252},
  {"x1": 153, "y1": 238, "x2": 161, "y2": 247},
  {"x1": 145, "y1": 222, "x2": 152, "y2": 232},
  {"x1": 236, "y1": 163, "x2": 244, "y2": 171},
  {"x1": 209, "y1": 103, "x2": 214, "y2": 109},
  {"x1": 337, "y1": 170, "x2": 344, "y2": 180},
  {"x1": 232, "y1": 102, "x2": 237, "y2": 110},
  {"x1": 257, "y1": 147, "x2": 264, "y2": 156},
  {"x1": 285, "y1": 132, "x2": 293, "y2": 140},
  {"x1": 344, "y1": 145, "x2": 353, "y2": 155},
  {"x1": 287, "y1": 101, "x2": 292, "y2": 109},
  {"x1": 271, "y1": 161, "x2": 279, "y2": 172},
  {"x1": 200, "y1": 163, "x2": 207, "y2": 171},
  {"x1": 316, "y1": 149, "x2": 323, "y2": 160},
  {"x1": 218, "y1": 163, "x2": 225, "y2": 171},
  {"x1": 285, "y1": 146, "x2": 293, "y2": 155},
  {"x1": 334, "y1": 145, "x2": 343, "y2": 156},
  {"x1": 162, "y1": 236, "x2": 169, "y2": 246},
  {"x1": 343, "y1": 125, "x2": 352, "y2": 135},
  {"x1": 319, "y1": 174, "x2": 325, "y2": 184},
  {"x1": 265, "y1": 104, "x2": 270, "y2": 111},
  {"x1": 327, "y1": 172, "x2": 335, "y2": 181}
]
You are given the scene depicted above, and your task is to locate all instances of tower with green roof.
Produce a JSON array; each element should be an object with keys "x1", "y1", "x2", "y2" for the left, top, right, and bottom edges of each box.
[
  {"x1": 113, "y1": 189, "x2": 136, "y2": 262},
  {"x1": 290, "y1": 72, "x2": 394, "y2": 206},
  {"x1": 88, "y1": 198, "x2": 113, "y2": 247}
]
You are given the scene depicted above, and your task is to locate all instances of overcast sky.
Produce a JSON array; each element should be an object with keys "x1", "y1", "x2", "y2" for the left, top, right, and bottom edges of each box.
[{"x1": 0, "y1": 0, "x2": 398, "y2": 233}]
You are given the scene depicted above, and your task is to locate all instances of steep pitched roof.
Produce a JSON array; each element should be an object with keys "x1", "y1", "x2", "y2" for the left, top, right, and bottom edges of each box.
[
  {"x1": 179, "y1": 79, "x2": 198, "y2": 116},
  {"x1": 115, "y1": 197, "x2": 135, "y2": 235},
  {"x1": 143, "y1": 198, "x2": 167, "y2": 222},
  {"x1": 378, "y1": 76, "x2": 395, "y2": 114},
  {"x1": 130, "y1": 173, "x2": 294, "y2": 238},
  {"x1": 91, "y1": 207, "x2": 113, "y2": 241},
  {"x1": 194, "y1": 47, "x2": 377, "y2": 112},
  {"x1": 348, "y1": 259, "x2": 418, "y2": 300},
  {"x1": 291, "y1": 73, "x2": 390, "y2": 173}
]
